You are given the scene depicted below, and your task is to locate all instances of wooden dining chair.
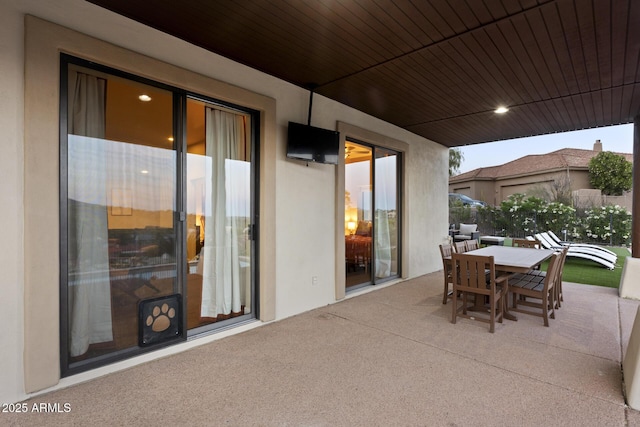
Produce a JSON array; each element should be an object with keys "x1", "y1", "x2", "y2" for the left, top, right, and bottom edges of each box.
[
  {"x1": 439, "y1": 243, "x2": 455, "y2": 304},
  {"x1": 512, "y1": 247, "x2": 568, "y2": 309},
  {"x1": 511, "y1": 238, "x2": 543, "y2": 271},
  {"x1": 508, "y1": 251, "x2": 561, "y2": 326},
  {"x1": 454, "y1": 241, "x2": 467, "y2": 253},
  {"x1": 451, "y1": 253, "x2": 507, "y2": 333},
  {"x1": 464, "y1": 239, "x2": 479, "y2": 251},
  {"x1": 512, "y1": 238, "x2": 541, "y2": 249},
  {"x1": 555, "y1": 247, "x2": 568, "y2": 308}
]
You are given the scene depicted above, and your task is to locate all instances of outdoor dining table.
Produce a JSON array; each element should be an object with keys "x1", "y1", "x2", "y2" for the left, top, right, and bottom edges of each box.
[
  {"x1": 468, "y1": 245, "x2": 555, "y2": 274},
  {"x1": 460, "y1": 245, "x2": 555, "y2": 321}
]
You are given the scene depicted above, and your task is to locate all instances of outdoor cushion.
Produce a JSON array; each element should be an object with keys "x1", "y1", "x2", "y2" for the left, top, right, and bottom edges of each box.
[{"x1": 458, "y1": 223, "x2": 477, "y2": 235}]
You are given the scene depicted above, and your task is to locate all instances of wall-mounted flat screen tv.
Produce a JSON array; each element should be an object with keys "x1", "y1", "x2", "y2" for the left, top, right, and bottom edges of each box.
[{"x1": 286, "y1": 121, "x2": 340, "y2": 165}]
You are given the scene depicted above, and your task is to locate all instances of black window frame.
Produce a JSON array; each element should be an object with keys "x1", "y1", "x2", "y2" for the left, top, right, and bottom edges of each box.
[
  {"x1": 344, "y1": 137, "x2": 402, "y2": 292},
  {"x1": 59, "y1": 53, "x2": 260, "y2": 376}
]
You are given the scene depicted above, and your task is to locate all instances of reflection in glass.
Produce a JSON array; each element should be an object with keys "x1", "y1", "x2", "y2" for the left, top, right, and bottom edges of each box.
[
  {"x1": 345, "y1": 142, "x2": 372, "y2": 288},
  {"x1": 375, "y1": 149, "x2": 398, "y2": 278},
  {"x1": 345, "y1": 141, "x2": 400, "y2": 289},
  {"x1": 186, "y1": 99, "x2": 252, "y2": 329},
  {"x1": 66, "y1": 65, "x2": 175, "y2": 362}
]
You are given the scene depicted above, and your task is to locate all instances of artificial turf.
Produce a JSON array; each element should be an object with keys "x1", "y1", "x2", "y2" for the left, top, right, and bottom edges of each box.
[{"x1": 505, "y1": 239, "x2": 630, "y2": 288}]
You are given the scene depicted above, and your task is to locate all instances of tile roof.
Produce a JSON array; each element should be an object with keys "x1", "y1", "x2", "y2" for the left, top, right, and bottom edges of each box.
[{"x1": 450, "y1": 148, "x2": 633, "y2": 183}]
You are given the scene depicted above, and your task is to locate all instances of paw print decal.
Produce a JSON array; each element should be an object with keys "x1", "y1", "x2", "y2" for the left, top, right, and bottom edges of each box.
[
  {"x1": 146, "y1": 303, "x2": 176, "y2": 332},
  {"x1": 139, "y1": 294, "x2": 182, "y2": 346}
]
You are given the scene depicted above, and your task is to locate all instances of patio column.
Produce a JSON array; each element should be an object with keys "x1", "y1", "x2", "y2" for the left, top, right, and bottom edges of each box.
[
  {"x1": 622, "y1": 116, "x2": 640, "y2": 408},
  {"x1": 634, "y1": 114, "x2": 640, "y2": 258},
  {"x1": 620, "y1": 115, "x2": 640, "y2": 299}
]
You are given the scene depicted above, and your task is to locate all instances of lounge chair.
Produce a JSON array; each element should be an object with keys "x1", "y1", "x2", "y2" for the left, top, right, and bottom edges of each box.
[
  {"x1": 546, "y1": 230, "x2": 616, "y2": 257},
  {"x1": 534, "y1": 232, "x2": 616, "y2": 270},
  {"x1": 538, "y1": 232, "x2": 617, "y2": 263}
]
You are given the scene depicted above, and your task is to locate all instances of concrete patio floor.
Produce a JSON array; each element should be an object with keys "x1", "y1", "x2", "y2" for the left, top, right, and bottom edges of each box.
[{"x1": 4, "y1": 271, "x2": 640, "y2": 426}]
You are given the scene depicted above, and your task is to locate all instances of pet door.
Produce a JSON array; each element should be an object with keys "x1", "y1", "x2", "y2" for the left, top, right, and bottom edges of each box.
[{"x1": 138, "y1": 294, "x2": 182, "y2": 346}]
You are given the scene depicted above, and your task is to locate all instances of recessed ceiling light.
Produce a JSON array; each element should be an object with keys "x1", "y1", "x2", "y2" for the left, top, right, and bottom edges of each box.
[
  {"x1": 140, "y1": 170, "x2": 149, "y2": 174},
  {"x1": 138, "y1": 94, "x2": 152, "y2": 102},
  {"x1": 494, "y1": 106, "x2": 509, "y2": 114}
]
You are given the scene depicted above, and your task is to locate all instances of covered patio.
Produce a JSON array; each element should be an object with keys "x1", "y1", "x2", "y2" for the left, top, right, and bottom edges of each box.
[
  {"x1": 4, "y1": 0, "x2": 640, "y2": 413},
  {"x1": 87, "y1": 0, "x2": 640, "y2": 281},
  {"x1": 5, "y1": 272, "x2": 640, "y2": 425}
]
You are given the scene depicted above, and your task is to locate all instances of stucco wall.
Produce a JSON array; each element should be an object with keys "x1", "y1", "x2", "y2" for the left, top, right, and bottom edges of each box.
[
  {"x1": 0, "y1": 4, "x2": 25, "y2": 406},
  {"x1": 1, "y1": 0, "x2": 447, "y2": 403},
  {"x1": 452, "y1": 169, "x2": 594, "y2": 206}
]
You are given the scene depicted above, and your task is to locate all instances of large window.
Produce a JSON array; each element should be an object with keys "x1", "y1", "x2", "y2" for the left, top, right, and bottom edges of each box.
[{"x1": 60, "y1": 56, "x2": 257, "y2": 374}]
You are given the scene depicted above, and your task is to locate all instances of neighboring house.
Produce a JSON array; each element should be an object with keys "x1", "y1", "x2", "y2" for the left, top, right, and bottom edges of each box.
[
  {"x1": 449, "y1": 140, "x2": 633, "y2": 208},
  {"x1": 1, "y1": 2, "x2": 448, "y2": 404}
]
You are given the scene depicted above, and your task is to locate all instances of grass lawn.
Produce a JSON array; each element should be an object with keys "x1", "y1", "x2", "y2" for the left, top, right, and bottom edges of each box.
[{"x1": 504, "y1": 238, "x2": 630, "y2": 288}]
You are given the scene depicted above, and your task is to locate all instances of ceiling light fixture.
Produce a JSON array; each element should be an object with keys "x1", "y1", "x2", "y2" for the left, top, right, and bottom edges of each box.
[
  {"x1": 494, "y1": 106, "x2": 509, "y2": 114},
  {"x1": 138, "y1": 94, "x2": 152, "y2": 102}
]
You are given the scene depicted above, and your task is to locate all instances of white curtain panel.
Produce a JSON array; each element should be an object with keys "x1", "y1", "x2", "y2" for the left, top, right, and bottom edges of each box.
[
  {"x1": 374, "y1": 155, "x2": 394, "y2": 278},
  {"x1": 67, "y1": 71, "x2": 113, "y2": 357},
  {"x1": 201, "y1": 108, "x2": 247, "y2": 318}
]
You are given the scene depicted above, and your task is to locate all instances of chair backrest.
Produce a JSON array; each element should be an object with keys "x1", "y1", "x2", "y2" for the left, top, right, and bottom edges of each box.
[
  {"x1": 452, "y1": 253, "x2": 496, "y2": 292},
  {"x1": 458, "y1": 223, "x2": 478, "y2": 235},
  {"x1": 512, "y1": 238, "x2": 541, "y2": 249},
  {"x1": 439, "y1": 243, "x2": 454, "y2": 269},
  {"x1": 439, "y1": 243, "x2": 453, "y2": 260},
  {"x1": 555, "y1": 247, "x2": 568, "y2": 282},
  {"x1": 465, "y1": 240, "x2": 479, "y2": 251},
  {"x1": 454, "y1": 241, "x2": 468, "y2": 253},
  {"x1": 534, "y1": 233, "x2": 554, "y2": 249},
  {"x1": 547, "y1": 230, "x2": 564, "y2": 244},
  {"x1": 542, "y1": 252, "x2": 561, "y2": 291},
  {"x1": 539, "y1": 232, "x2": 561, "y2": 248},
  {"x1": 439, "y1": 243, "x2": 454, "y2": 258}
]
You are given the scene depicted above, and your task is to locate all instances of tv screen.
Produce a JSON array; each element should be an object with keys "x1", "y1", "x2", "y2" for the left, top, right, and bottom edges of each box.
[{"x1": 286, "y1": 122, "x2": 340, "y2": 165}]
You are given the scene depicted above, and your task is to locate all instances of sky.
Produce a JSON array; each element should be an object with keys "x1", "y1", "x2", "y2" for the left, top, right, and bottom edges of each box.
[{"x1": 455, "y1": 123, "x2": 634, "y2": 174}]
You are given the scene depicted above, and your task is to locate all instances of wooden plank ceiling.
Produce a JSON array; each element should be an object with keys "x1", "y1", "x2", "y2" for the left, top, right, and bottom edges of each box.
[{"x1": 87, "y1": 0, "x2": 640, "y2": 147}]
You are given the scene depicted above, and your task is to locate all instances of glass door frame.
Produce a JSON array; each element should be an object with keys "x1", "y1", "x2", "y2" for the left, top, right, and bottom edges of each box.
[
  {"x1": 344, "y1": 141, "x2": 373, "y2": 290},
  {"x1": 344, "y1": 137, "x2": 402, "y2": 292},
  {"x1": 183, "y1": 94, "x2": 260, "y2": 337},
  {"x1": 336, "y1": 122, "x2": 408, "y2": 301},
  {"x1": 59, "y1": 54, "x2": 260, "y2": 376}
]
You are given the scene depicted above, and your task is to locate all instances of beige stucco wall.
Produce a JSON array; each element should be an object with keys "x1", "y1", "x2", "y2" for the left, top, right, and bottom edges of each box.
[
  {"x1": 0, "y1": 4, "x2": 26, "y2": 406},
  {"x1": 473, "y1": 182, "x2": 492, "y2": 204},
  {"x1": 2, "y1": 1, "x2": 447, "y2": 404}
]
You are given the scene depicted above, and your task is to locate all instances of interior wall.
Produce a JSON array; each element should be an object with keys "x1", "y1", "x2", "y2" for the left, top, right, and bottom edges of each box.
[{"x1": 2, "y1": 0, "x2": 447, "y2": 403}]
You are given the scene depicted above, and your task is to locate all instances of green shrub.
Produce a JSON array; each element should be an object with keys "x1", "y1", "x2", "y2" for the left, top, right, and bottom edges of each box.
[
  {"x1": 582, "y1": 205, "x2": 631, "y2": 246},
  {"x1": 475, "y1": 194, "x2": 629, "y2": 246},
  {"x1": 537, "y1": 202, "x2": 579, "y2": 238}
]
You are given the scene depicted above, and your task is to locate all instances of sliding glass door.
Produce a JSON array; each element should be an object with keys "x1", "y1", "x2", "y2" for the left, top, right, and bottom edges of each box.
[
  {"x1": 345, "y1": 141, "x2": 400, "y2": 289},
  {"x1": 185, "y1": 98, "x2": 254, "y2": 331},
  {"x1": 61, "y1": 56, "x2": 257, "y2": 375},
  {"x1": 374, "y1": 148, "x2": 399, "y2": 280}
]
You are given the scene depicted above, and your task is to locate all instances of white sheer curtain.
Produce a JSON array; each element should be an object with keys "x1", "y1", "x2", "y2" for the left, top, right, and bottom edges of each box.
[
  {"x1": 200, "y1": 108, "x2": 247, "y2": 318},
  {"x1": 68, "y1": 71, "x2": 113, "y2": 357},
  {"x1": 374, "y1": 154, "x2": 394, "y2": 279}
]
